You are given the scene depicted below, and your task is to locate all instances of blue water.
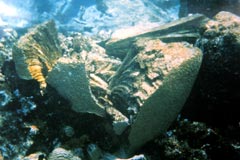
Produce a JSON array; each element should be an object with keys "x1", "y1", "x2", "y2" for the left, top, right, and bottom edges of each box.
[
  {"x1": 0, "y1": 0, "x2": 96, "y2": 27},
  {"x1": 0, "y1": 0, "x2": 179, "y2": 35}
]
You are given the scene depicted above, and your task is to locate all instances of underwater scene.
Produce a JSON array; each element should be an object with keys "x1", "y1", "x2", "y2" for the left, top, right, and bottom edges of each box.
[{"x1": 0, "y1": 0, "x2": 240, "y2": 159}]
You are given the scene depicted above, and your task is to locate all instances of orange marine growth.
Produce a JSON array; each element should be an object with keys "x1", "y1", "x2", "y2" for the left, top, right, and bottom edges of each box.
[
  {"x1": 28, "y1": 65, "x2": 46, "y2": 89},
  {"x1": 27, "y1": 59, "x2": 47, "y2": 94}
]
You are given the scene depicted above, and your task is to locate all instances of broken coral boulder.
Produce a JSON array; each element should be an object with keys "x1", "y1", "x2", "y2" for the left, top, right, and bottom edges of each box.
[
  {"x1": 12, "y1": 19, "x2": 203, "y2": 154},
  {"x1": 108, "y1": 38, "x2": 203, "y2": 152}
]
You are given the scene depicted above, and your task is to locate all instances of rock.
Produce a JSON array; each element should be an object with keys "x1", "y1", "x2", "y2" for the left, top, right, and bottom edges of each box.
[
  {"x1": 46, "y1": 57, "x2": 106, "y2": 117},
  {"x1": 0, "y1": 108, "x2": 36, "y2": 159},
  {"x1": 87, "y1": 144, "x2": 102, "y2": 160},
  {"x1": 48, "y1": 148, "x2": 81, "y2": 160},
  {"x1": 150, "y1": 118, "x2": 240, "y2": 160},
  {"x1": 0, "y1": 27, "x2": 17, "y2": 67},
  {"x1": 87, "y1": 144, "x2": 147, "y2": 160},
  {"x1": 109, "y1": 38, "x2": 202, "y2": 152},
  {"x1": 105, "y1": 107, "x2": 130, "y2": 135},
  {"x1": 62, "y1": 125, "x2": 75, "y2": 137},
  {"x1": 0, "y1": 90, "x2": 12, "y2": 107},
  {"x1": 0, "y1": 71, "x2": 5, "y2": 82},
  {"x1": 23, "y1": 152, "x2": 46, "y2": 160},
  {"x1": 105, "y1": 14, "x2": 208, "y2": 60},
  {"x1": 102, "y1": 153, "x2": 146, "y2": 160},
  {"x1": 0, "y1": 153, "x2": 3, "y2": 160},
  {"x1": 0, "y1": 27, "x2": 15, "y2": 108},
  {"x1": 12, "y1": 20, "x2": 62, "y2": 92},
  {"x1": 183, "y1": 11, "x2": 240, "y2": 125}
]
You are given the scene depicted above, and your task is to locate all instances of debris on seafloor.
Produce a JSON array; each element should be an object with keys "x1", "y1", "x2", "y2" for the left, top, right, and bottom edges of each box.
[{"x1": 104, "y1": 14, "x2": 209, "y2": 60}]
